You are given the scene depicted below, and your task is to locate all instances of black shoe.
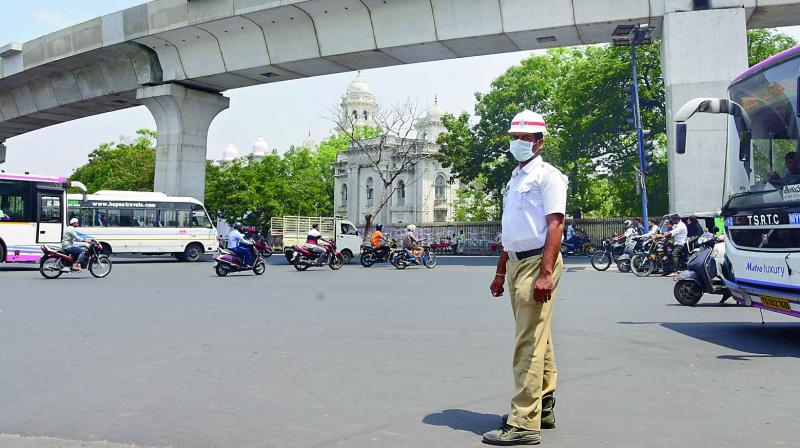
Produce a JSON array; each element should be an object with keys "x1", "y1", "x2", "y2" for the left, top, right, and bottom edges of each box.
[{"x1": 482, "y1": 424, "x2": 540, "y2": 445}]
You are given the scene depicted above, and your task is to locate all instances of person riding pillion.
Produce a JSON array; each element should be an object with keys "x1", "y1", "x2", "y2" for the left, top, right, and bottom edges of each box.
[
  {"x1": 62, "y1": 218, "x2": 89, "y2": 271},
  {"x1": 485, "y1": 110, "x2": 569, "y2": 446},
  {"x1": 227, "y1": 223, "x2": 254, "y2": 267}
]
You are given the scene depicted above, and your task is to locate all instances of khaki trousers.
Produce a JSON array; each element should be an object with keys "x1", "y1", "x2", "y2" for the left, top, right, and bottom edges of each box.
[{"x1": 505, "y1": 253, "x2": 563, "y2": 431}]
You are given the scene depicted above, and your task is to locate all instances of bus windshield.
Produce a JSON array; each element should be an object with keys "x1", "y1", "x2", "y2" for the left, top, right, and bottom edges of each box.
[{"x1": 726, "y1": 53, "x2": 800, "y2": 211}]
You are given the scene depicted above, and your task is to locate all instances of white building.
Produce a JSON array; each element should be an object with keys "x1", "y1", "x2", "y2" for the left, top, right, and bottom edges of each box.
[{"x1": 333, "y1": 73, "x2": 457, "y2": 226}]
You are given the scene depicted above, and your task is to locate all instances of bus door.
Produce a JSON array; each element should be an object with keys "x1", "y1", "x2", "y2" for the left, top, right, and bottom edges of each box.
[{"x1": 37, "y1": 191, "x2": 63, "y2": 243}]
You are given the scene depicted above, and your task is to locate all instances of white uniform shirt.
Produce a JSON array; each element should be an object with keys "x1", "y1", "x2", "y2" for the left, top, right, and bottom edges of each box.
[
  {"x1": 501, "y1": 156, "x2": 569, "y2": 252},
  {"x1": 669, "y1": 221, "x2": 688, "y2": 246},
  {"x1": 648, "y1": 224, "x2": 659, "y2": 235}
]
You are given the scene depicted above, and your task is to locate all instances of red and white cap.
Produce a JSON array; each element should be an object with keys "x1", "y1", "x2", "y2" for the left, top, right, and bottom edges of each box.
[{"x1": 508, "y1": 110, "x2": 548, "y2": 135}]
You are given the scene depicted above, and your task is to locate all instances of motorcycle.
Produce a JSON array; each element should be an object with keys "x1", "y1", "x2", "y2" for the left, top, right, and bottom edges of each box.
[
  {"x1": 590, "y1": 238, "x2": 626, "y2": 271},
  {"x1": 392, "y1": 244, "x2": 437, "y2": 269},
  {"x1": 246, "y1": 230, "x2": 274, "y2": 258},
  {"x1": 561, "y1": 229, "x2": 593, "y2": 256},
  {"x1": 213, "y1": 244, "x2": 266, "y2": 276},
  {"x1": 616, "y1": 236, "x2": 645, "y2": 273},
  {"x1": 360, "y1": 239, "x2": 398, "y2": 267},
  {"x1": 39, "y1": 239, "x2": 112, "y2": 279},
  {"x1": 673, "y1": 233, "x2": 731, "y2": 306},
  {"x1": 291, "y1": 242, "x2": 344, "y2": 271}
]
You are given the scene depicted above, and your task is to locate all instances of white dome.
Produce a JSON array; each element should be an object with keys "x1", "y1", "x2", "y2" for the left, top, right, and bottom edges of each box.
[
  {"x1": 222, "y1": 143, "x2": 239, "y2": 162},
  {"x1": 346, "y1": 71, "x2": 372, "y2": 95},
  {"x1": 426, "y1": 96, "x2": 444, "y2": 121},
  {"x1": 303, "y1": 132, "x2": 317, "y2": 149},
  {"x1": 252, "y1": 136, "x2": 269, "y2": 156}
]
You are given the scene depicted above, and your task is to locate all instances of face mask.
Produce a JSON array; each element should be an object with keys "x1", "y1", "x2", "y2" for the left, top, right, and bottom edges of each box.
[{"x1": 509, "y1": 139, "x2": 535, "y2": 162}]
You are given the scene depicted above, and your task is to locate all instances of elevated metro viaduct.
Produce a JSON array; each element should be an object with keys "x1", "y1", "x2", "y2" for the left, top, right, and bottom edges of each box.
[{"x1": 1, "y1": 0, "x2": 799, "y2": 214}]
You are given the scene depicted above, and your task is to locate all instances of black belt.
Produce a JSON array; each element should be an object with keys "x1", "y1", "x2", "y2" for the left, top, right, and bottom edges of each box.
[{"x1": 506, "y1": 247, "x2": 543, "y2": 261}]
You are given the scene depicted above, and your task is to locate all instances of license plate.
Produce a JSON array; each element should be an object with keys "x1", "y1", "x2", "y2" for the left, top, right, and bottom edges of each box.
[{"x1": 760, "y1": 295, "x2": 792, "y2": 312}]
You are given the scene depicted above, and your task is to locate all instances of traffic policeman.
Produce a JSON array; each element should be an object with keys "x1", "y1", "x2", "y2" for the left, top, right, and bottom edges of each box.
[{"x1": 484, "y1": 110, "x2": 568, "y2": 446}]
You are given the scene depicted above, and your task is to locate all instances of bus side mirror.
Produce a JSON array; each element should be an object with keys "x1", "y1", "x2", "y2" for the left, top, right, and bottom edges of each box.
[
  {"x1": 676, "y1": 122, "x2": 687, "y2": 154},
  {"x1": 739, "y1": 129, "x2": 751, "y2": 162}
]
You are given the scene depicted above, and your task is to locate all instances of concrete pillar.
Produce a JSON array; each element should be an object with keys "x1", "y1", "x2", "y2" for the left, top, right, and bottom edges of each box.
[
  {"x1": 662, "y1": 8, "x2": 748, "y2": 215},
  {"x1": 136, "y1": 84, "x2": 229, "y2": 201}
]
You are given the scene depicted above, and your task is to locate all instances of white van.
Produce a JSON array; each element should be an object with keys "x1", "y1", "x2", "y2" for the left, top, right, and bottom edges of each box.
[{"x1": 270, "y1": 216, "x2": 361, "y2": 264}]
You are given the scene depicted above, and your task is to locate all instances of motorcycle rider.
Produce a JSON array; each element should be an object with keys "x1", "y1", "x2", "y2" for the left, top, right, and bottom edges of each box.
[
  {"x1": 663, "y1": 214, "x2": 688, "y2": 275},
  {"x1": 371, "y1": 224, "x2": 390, "y2": 259},
  {"x1": 306, "y1": 223, "x2": 332, "y2": 264},
  {"x1": 62, "y1": 217, "x2": 89, "y2": 271},
  {"x1": 403, "y1": 224, "x2": 423, "y2": 260},
  {"x1": 227, "y1": 223, "x2": 254, "y2": 267},
  {"x1": 613, "y1": 220, "x2": 639, "y2": 242}
]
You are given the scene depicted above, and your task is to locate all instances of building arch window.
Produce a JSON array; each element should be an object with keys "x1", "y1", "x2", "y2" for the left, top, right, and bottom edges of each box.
[
  {"x1": 435, "y1": 175, "x2": 446, "y2": 200},
  {"x1": 352, "y1": 110, "x2": 358, "y2": 119},
  {"x1": 396, "y1": 180, "x2": 405, "y2": 206},
  {"x1": 363, "y1": 110, "x2": 369, "y2": 120},
  {"x1": 366, "y1": 177, "x2": 374, "y2": 207},
  {"x1": 341, "y1": 184, "x2": 348, "y2": 205}
]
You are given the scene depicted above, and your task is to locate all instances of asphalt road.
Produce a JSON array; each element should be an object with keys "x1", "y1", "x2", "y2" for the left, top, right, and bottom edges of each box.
[{"x1": 1, "y1": 255, "x2": 798, "y2": 448}]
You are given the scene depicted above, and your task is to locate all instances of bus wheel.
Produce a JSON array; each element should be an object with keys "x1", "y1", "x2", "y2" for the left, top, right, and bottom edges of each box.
[
  {"x1": 0, "y1": 243, "x2": 5, "y2": 263},
  {"x1": 183, "y1": 243, "x2": 204, "y2": 262}
]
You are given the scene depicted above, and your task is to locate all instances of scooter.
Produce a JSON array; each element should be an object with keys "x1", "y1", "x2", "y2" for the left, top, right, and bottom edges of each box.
[
  {"x1": 615, "y1": 236, "x2": 644, "y2": 273},
  {"x1": 291, "y1": 242, "x2": 344, "y2": 271},
  {"x1": 561, "y1": 229, "x2": 593, "y2": 256},
  {"x1": 213, "y1": 245, "x2": 266, "y2": 276},
  {"x1": 673, "y1": 233, "x2": 731, "y2": 306}
]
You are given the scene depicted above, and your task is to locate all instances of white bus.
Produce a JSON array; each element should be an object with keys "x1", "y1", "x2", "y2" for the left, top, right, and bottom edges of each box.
[
  {"x1": 66, "y1": 190, "x2": 218, "y2": 261},
  {"x1": 0, "y1": 172, "x2": 71, "y2": 263}
]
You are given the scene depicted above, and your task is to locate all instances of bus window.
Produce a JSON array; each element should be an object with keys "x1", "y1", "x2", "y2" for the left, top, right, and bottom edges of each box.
[
  {"x1": 133, "y1": 209, "x2": 156, "y2": 227},
  {"x1": 107, "y1": 209, "x2": 121, "y2": 227},
  {"x1": 118, "y1": 209, "x2": 134, "y2": 227},
  {"x1": 191, "y1": 207, "x2": 212, "y2": 228},
  {"x1": 177, "y1": 210, "x2": 192, "y2": 228},
  {"x1": 79, "y1": 208, "x2": 93, "y2": 226},
  {"x1": 39, "y1": 195, "x2": 62, "y2": 223},
  {"x1": 0, "y1": 179, "x2": 34, "y2": 222},
  {"x1": 160, "y1": 210, "x2": 177, "y2": 227}
]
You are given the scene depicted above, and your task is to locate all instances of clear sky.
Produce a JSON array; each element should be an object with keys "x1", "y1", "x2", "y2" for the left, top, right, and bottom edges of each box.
[{"x1": 2, "y1": 2, "x2": 800, "y2": 176}]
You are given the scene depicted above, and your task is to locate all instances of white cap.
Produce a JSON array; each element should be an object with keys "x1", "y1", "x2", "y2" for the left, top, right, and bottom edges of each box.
[
  {"x1": 70, "y1": 217, "x2": 79, "y2": 225},
  {"x1": 508, "y1": 110, "x2": 548, "y2": 135}
]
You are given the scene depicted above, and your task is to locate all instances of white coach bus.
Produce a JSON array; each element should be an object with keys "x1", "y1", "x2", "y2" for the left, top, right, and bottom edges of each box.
[{"x1": 66, "y1": 190, "x2": 218, "y2": 261}]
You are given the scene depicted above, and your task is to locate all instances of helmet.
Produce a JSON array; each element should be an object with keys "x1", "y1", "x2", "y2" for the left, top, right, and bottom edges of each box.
[
  {"x1": 508, "y1": 110, "x2": 548, "y2": 135},
  {"x1": 69, "y1": 217, "x2": 79, "y2": 225},
  {"x1": 623, "y1": 220, "x2": 632, "y2": 228},
  {"x1": 375, "y1": 224, "x2": 383, "y2": 231},
  {"x1": 406, "y1": 224, "x2": 416, "y2": 232},
  {"x1": 233, "y1": 222, "x2": 243, "y2": 232}
]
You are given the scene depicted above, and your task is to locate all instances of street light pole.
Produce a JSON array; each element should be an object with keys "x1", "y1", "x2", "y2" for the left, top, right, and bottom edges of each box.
[{"x1": 629, "y1": 24, "x2": 650, "y2": 231}]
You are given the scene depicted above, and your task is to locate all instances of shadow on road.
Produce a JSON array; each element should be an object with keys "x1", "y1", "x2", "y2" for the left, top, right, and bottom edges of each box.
[
  {"x1": 422, "y1": 409, "x2": 501, "y2": 435},
  {"x1": 619, "y1": 321, "x2": 800, "y2": 359}
]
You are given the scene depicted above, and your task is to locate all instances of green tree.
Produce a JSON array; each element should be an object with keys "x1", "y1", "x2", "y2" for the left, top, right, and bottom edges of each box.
[
  {"x1": 69, "y1": 129, "x2": 156, "y2": 192},
  {"x1": 747, "y1": 29, "x2": 797, "y2": 67},
  {"x1": 438, "y1": 29, "x2": 796, "y2": 218},
  {"x1": 452, "y1": 175, "x2": 500, "y2": 221}
]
